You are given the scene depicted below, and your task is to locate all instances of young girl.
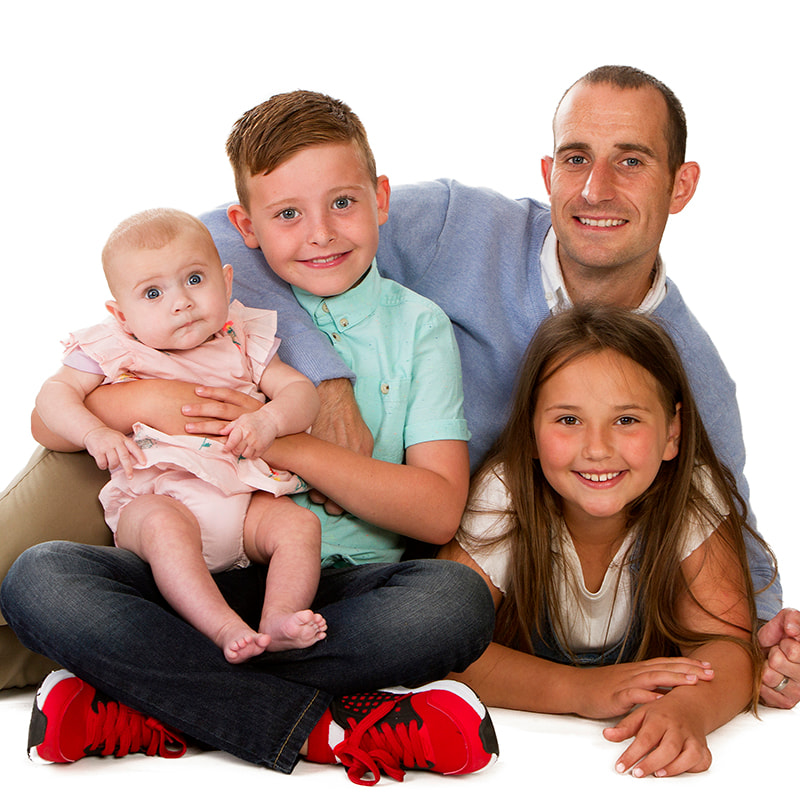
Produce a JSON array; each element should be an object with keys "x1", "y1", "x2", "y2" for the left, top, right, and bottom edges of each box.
[
  {"x1": 440, "y1": 305, "x2": 775, "y2": 778},
  {"x1": 35, "y1": 208, "x2": 326, "y2": 664}
]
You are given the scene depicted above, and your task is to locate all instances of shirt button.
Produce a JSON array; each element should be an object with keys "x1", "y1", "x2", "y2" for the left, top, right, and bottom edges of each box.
[
  {"x1": 380, "y1": 382, "x2": 390, "y2": 395},
  {"x1": 331, "y1": 332, "x2": 341, "y2": 342},
  {"x1": 339, "y1": 317, "x2": 349, "y2": 327},
  {"x1": 321, "y1": 301, "x2": 329, "y2": 313}
]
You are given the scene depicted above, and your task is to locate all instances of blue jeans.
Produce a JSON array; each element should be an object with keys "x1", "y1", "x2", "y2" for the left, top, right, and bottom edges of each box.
[{"x1": 0, "y1": 542, "x2": 494, "y2": 773}]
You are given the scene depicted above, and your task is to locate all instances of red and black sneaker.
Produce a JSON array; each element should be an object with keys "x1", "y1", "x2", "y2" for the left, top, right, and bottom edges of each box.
[
  {"x1": 306, "y1": 679, "x2": 498, "y2": 785},
  {"x1": 28, "y1": 669, "x2": 187, "y2": 763}
]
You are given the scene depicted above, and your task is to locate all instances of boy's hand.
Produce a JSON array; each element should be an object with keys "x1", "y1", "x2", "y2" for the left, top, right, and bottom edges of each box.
[
  {"x1": 221, "y1": 410, "x2": 279, "y2": 460},
  {"x1": 83, "y1": 426, "x2": 145, "y2": 479},
  {"x1": 603, "y1": 696, "x2": 712, "y2": 777}
]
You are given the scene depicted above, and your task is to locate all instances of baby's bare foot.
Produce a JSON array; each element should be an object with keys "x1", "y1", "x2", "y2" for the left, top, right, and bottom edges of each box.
[
  {"x1": 262, "y1": 609, "x2": 327, "y2": 652},
  {"x1": 216, "y1": 621, "x2": 271, "y2": 664}
]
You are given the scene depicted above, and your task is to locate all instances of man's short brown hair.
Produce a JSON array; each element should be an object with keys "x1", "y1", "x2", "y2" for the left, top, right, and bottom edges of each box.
[{"x1": 226, "y1": 90, "x2": 377, "y2": 210}]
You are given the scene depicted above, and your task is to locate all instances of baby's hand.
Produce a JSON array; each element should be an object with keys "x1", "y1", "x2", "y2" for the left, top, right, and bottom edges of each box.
[
  {"x1": 83, "y1": 426, "x2": 145, "y2": 479},
  {"x1": 221, "y1": 410, "x2": 279, "y2": 460}
]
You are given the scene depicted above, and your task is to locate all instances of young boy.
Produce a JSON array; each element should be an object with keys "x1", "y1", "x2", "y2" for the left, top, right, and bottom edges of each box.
[
  {"x1": 14, "y1": 91, "x2": 498, "y2": 785},
  {"x1": 223, "y1": 90, "x2": 472, "y2": 567}
]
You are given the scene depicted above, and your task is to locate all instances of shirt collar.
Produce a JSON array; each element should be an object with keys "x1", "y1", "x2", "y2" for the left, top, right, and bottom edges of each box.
[
  {"x1": 540, "y1": 227, "x2": 667, "y2": 314},
  {"x1": 291, "y1": 259, "x2": 381, "y2": 333}
]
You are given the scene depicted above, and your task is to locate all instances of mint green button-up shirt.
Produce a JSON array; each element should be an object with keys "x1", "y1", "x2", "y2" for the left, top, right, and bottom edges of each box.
[{"x1": 291, "y1": 262, "x2": 470, "y2": 566}]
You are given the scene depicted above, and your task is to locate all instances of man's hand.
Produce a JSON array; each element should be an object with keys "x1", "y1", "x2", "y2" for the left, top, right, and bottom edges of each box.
[
  {"x1": 308, "y1": 378, "x2": 373, "y2": 514},
  {"x1": 758, "y1": 607, "x2": 800, "y2": 708}
]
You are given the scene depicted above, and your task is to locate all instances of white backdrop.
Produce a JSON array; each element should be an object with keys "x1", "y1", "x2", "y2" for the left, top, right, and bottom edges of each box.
[{"x1": 2, "y1": 3, "x2": 797, "y2": 608}]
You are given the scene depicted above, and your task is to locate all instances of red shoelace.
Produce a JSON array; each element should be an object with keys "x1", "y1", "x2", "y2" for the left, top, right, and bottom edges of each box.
[
  {"x1": 332, "y1": 695, "x2": 431, "y2": 785},
  {"x1": 86, "y1": 700, "x2": 186, "y2": 759}
]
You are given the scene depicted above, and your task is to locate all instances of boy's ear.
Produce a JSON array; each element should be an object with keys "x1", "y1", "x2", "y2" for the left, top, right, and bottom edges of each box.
[
  {"x1": 105, "y1": 300, "x2": 132, "y2": 334},
  {"x1": 376, "y1": 175, "x2": 391, "y2": 226},
  {"x1": 227, "y1": 204, "x2": 261, "y2": 249}
]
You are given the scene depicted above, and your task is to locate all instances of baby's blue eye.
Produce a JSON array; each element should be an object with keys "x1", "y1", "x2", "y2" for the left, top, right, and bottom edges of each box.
[
  {"x1": 145, "y1": 288, "x2": 161, "y2": 300},
  {"x1": 187, "y1": 273, "x2": 202, "y2": 285}
]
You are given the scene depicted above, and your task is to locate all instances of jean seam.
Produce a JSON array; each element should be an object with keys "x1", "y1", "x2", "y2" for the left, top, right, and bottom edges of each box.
[{"x1": 272, "y1": 688, "x2": 324, "y2": 770}]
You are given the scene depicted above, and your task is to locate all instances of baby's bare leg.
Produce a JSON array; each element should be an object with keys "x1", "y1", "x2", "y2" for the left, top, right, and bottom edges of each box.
[
  {"x1": 244, "y1": 493, "x2": 326, "y2": 651},
  {"x1": 115, "y1": 495, "x2": 270, "y2": 663}
]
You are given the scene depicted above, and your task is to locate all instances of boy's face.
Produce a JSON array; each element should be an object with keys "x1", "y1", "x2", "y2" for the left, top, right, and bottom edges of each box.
[
  {"x1": 106, "y1": 231, "x2": 233, "y2": 350},
  {"x1": 228, "y1": 141, "x2": 389, "y2": 297}
]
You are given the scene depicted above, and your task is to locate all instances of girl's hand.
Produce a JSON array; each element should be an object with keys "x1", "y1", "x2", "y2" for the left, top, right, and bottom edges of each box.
[
  {"x1": 603, "y1": 697, "x2": 712, "y2": 778},
  {"x1": 220, "y1": 410, "x2": 279, "y2": 460},
  {"x1": 83, "y1": 426, "x2": 145, "y2": 479},
  {"x1": 573, "y1": 657, "x2": 714, "y2": 719}
]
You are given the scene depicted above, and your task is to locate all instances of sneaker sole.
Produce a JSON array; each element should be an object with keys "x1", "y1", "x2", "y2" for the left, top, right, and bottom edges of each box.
[{"x1": 28, "y1": 669, "x2": 78, "y2": 764}]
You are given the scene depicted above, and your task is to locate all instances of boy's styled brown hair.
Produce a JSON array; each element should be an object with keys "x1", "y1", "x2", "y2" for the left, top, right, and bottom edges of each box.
[{"x1": 226, "y1": 90, "x2": 378, "y2": 210}]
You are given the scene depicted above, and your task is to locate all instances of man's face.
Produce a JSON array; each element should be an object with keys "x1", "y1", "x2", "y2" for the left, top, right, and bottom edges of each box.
[{"x1": 541, "y1": 81, "x2": 696, "y2": 282}]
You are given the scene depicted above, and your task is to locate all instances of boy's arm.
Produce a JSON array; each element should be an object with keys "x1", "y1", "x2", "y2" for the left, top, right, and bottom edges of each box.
[{"x1": 266, "y1": 434, "x2": 469, "y2": 544}]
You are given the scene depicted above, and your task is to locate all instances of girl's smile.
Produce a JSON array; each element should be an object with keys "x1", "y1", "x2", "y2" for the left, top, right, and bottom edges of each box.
[{"x1": 533, "y1": 349, "x2": 680, "y2": 537}]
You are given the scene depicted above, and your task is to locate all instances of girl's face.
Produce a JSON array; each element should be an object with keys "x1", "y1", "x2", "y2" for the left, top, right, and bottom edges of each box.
[
  {"x1": 532, "y1": 349, "x2": 680, "y2": 535},
  {"x1": 105, "y1": 231, "x2": 233, "y2": 351}
]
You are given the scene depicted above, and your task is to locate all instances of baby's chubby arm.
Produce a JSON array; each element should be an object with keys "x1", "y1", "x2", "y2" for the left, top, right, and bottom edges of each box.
[
  {"x1": 35, "y1": 366, "x2": 145, "y2": 478},
  {"x1": 220, "y1": 355, "x2": 320, "y2": 460}
]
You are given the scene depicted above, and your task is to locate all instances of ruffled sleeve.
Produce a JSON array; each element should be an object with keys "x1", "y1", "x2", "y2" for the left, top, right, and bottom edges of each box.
[
  {"x1": 62, "y1": 318, "x2": 141, "y2": 383},
  {"x1": 225, "y1": 300, "x2": 281, "y2": 386}
]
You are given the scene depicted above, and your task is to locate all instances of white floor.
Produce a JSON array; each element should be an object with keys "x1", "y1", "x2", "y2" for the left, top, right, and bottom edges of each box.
[{"x1": 0, "y1": 684, "x2": 794, "y2": 798}]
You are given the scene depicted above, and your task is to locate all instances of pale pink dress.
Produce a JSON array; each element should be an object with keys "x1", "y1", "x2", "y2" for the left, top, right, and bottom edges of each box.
[{"x1": 63, "y1": 300, "x2": 307, "y2": 571}]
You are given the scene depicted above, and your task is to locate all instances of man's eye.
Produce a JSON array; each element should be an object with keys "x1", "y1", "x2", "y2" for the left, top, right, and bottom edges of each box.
[
  {"x1": 145, "y1": 288, "x2": 161, "y2": 300},
  {"x1": 187, "y1": 273, "x2": 202, "y2": 285},
  {"x1": 622, "y1": 158, "x2": 641, "y2": 167},
  {"x1": 567, "y1": 156, "x2": 587, "y2": 165}
]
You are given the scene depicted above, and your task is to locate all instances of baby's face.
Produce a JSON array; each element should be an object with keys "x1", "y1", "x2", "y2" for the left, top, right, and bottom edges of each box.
[{"x1": 106, "y1": 231, "x2": 232, "y2": 350}]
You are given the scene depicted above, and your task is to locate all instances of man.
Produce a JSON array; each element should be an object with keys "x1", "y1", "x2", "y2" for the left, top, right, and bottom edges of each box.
[{"x1": 196, "y1": 66, "x2": 800, "y2": 707}]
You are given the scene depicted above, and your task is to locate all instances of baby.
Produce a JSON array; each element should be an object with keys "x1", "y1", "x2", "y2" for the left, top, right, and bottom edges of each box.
[{"x1": 36, "y1": 208, "x2": 325, "y2": 663}]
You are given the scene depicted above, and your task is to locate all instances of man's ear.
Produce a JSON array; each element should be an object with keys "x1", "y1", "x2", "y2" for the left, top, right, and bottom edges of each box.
[
  {"x1": 669, "y1": 162, "x2": 700, "y2": 215},
  {"x1": 105, "y1": 300, "x2": 132, "y2": 334},
  {"x1": 227, "y1": 204, "x2": 261, "y2": 249},
  {"x1": 540, "y1": 156, "x2": 554, "y2": 197}
]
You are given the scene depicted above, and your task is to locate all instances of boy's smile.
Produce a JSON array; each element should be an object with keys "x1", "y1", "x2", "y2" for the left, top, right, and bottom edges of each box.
[{"x1": 228, "y1": 142, "x2": 390, "y2": 298}]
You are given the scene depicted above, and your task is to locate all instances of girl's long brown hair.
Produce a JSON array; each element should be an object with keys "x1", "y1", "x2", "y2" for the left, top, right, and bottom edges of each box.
[{"x1": 462, "y1": 306, "x2": 775, "y2": 707}]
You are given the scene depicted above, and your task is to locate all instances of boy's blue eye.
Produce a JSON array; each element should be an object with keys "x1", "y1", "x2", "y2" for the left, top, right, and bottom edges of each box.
[
  {"x1": 145, "y1": 288, "x2": 161, "y2": 300},
  {"x1": 187, "y1": 273, "x2": 202, "y2": 285},
  {"x1": 279, "y1": 208, "x2": 298, "y2": 220},
  {"x1": 333, "y1": 196, "x2": 353, "y2": 210}
]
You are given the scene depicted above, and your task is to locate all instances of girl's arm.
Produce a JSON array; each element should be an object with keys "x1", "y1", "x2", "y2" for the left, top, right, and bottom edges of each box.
[
  {"x1": 604, "y1": 527, "x2": 757, "y2": 778},
  {"x1": 265, "y1": 433, "x2": 469, "y2": 544},
  {"x1": 437, "y1": 540, "x2": 716, "y2": 717},
  {"x1": 219, "y1": 355, "x2": 320, "y2": 460},
  {"x1": 35, "y1": 366, "x2": 145, "y2": 477}
]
